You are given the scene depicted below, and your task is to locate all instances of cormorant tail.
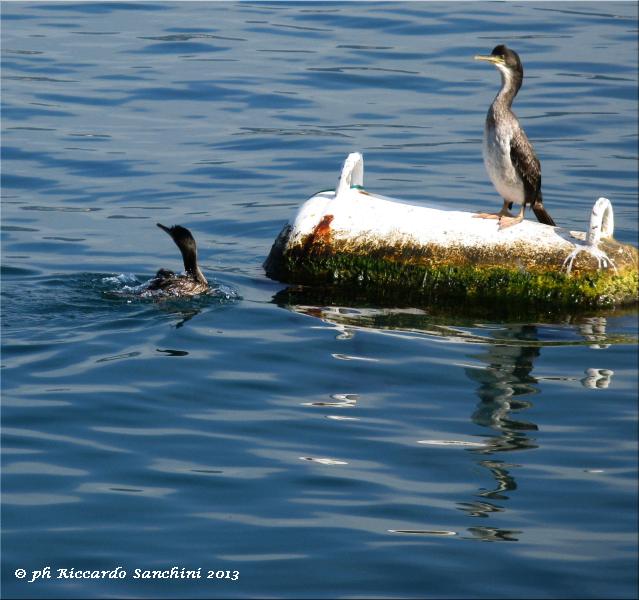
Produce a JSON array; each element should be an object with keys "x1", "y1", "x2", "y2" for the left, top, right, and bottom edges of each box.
[{"x1": 531, "y1": 202, "x2": 555, "y2": 227}]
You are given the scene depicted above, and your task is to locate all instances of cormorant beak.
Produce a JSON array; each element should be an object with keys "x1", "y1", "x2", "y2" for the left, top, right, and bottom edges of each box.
[{"x1": 474, "y1": 54, "x2": 504, "y2": 65}]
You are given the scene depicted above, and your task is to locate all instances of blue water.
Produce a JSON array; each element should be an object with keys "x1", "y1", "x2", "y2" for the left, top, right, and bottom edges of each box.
[{"x1": 2, "y1": 2, "x2": 638, "y2": 598}]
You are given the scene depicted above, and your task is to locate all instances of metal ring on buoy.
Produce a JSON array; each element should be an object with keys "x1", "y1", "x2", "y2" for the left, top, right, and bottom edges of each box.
[{"x1": 587, "y1": 197, "x2": 614, "y2": 247}]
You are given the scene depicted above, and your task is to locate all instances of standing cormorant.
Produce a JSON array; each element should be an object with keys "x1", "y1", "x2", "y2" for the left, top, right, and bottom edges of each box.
[{"x1": 474, "y1": 44, "x2": 555, "y2": 229}]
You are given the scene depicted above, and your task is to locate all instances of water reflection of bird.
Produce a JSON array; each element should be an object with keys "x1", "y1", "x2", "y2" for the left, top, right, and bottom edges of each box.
[
  {"x1": 466, "y1": 526, "x2": 521, "y2": 542},
  {"x1": 145, "y1": 224, "x2": 209, "y2": 297},
  {"x1": 457, "y1": 325, "x2": 542, "y2": 522},
  {"x1": 474, "y1": 45, "x2": 556, "y2": 229},
  {"x1": 477, "y1": 460, "x2": 518, "y2": 500},
  {"x1": 466, "y1": 325, "x2": 541, "y2": 450}
]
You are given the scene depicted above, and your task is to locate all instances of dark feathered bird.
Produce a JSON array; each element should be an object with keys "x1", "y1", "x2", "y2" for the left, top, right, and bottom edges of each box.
[
  {"x1": 145, "y1": 223, "x2": 209, "y2": 297},
  {"x1": 474, "y1": 44, "x2": 556, "y2": 229}
]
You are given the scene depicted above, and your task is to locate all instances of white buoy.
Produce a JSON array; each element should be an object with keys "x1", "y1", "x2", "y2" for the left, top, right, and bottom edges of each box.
[{"x1": 265, "y1": 154, "x2": 638, "y2": 308}]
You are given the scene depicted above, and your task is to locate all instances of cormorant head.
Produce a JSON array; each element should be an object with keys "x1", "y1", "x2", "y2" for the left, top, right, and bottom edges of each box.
[
  {"x1": 157, "y1": 223, "x2": 208, "y2": 285},
  {"x1": 474, "y1": 44, "x2": 523, "y2": 92}
]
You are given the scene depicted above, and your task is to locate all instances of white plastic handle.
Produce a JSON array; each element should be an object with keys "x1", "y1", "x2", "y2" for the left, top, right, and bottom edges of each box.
[
  {"x1": 336, "y1": 152, "x2": 364, "y2": 198},
  {"x1": 587, "y1": 197, "x2": 614, "y2": 246}
]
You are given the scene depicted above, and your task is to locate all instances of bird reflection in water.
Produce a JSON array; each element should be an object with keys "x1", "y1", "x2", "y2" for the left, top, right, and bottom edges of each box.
[
  {"x1": 156, "y1": 303, "x2": 202, "y2": 329},
  {"x1": 457, "y1": 324, "x2": 544, "y2": 539},
  {"x1": 466, "y1": 526, "x2": 522, "y2": 542},
  {"x1": 466, "y1": 324, "x2": 541, "y2": 451},
  {"x1": 276, "y1": 301, "x2": 622, "y2": 541}
]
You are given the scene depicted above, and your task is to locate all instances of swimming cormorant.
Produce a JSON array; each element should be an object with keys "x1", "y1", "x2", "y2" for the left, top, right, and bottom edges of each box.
[{"x1": 146, "y1": 223, "x2": 209, "y2": 297}]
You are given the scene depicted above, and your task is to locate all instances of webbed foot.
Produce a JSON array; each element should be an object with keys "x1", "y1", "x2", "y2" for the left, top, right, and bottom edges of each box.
[
  {"x1": 473, "y1": 212, "x2": 501, "y2": 220},
  {"x1": 498, "y1": 214, "x2": 524, "y2": 230}
]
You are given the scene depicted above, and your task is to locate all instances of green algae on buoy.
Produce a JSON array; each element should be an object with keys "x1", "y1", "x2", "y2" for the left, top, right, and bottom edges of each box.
[{"x1": 264, "y1": 153, "x2": 638, "y2": 308}]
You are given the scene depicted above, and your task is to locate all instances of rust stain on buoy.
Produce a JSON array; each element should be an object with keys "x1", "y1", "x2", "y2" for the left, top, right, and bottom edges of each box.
[
  {"x1": 314, "y1": 214, "x2": 334, "y2": 238},
  {"x1": 302, "y1": 214, "x2": 334, "y2": 255}
]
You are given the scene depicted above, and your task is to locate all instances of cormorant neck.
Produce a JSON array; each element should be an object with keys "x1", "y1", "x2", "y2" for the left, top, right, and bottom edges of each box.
[
  {"x1": 193, "y1": 267, "x2": 208, "y2": 286},
  {"x1": 181, "y1": 250, "x2": 207, "y2": 285},
  {"x1": 494, "y1": 67, "x2": 522, "y2": 109}
]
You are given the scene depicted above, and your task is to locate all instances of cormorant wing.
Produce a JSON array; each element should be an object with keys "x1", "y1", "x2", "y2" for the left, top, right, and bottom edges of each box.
[{"x1": 509, "y1": 129, "x2": 541, "y2": 201}]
